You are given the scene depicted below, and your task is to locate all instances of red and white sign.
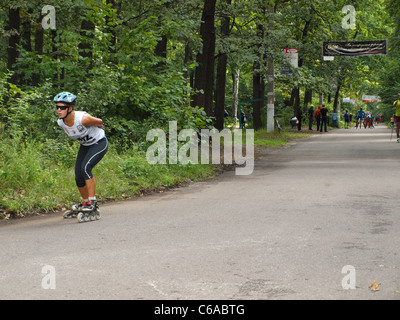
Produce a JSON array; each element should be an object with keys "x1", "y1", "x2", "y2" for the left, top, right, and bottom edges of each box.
[
  {"x1": 281, "y1": 48, "x2": 298, "y2": 68},
  {"x1": 362, "y1": 95, "x2": 381, "y2": 103}
]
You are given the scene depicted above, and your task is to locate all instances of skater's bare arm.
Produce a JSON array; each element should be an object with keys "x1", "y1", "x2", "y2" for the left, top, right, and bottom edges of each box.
[{"x1": 82, "y1": 114, "x2": 103, "y2": 128}]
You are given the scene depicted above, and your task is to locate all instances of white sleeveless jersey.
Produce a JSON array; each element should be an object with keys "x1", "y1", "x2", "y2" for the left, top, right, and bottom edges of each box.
[{"x1": 58, "y1": 111, "x2": 105, "y2": 146}]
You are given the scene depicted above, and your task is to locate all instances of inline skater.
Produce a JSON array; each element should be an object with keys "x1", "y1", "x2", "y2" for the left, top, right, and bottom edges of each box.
[
  {"x1": 344, "y1": 110, "x2": 350, "y2": 129},
  {"x1": 54, "y1": 92, "x2": 108, "y2": 214},
  {"x1": 365, "y1": 112, "x2": 371, "y2": 128},
  {"x1": 355, "y1": 107, "x2": 364, "y2": 129}
]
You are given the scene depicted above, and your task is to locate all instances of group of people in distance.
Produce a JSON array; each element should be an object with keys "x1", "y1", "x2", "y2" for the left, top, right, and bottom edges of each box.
[
  {"x1": 354, "y1": 107, "x2": 381, "y2": 129},
  {"x1": 291, "y1": 104, "x2": 330, "y2": 132},
  {"x1": 312, "y1": 105, "x2": 329, "y2": 132},
  {"x1": 291, "y1": 105, "x2": 383, "y2": 132}
]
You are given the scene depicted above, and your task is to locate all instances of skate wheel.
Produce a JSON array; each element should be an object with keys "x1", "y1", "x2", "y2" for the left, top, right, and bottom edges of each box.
[
  {"x1": 83, "y1": 213, "x2": 90, "y2": 222},
  {"x1": 90, "y1": 212, "x2": 96, "y2": 221},
  {"x1": 63, "y1": 211, "x2": 72, "y2": 219},
  {"x1": 64, "y1": 210, "x2": 78, "y2": 219},
  {"x1": 77, "y1": 212, "x2": 86, "y2": 223},
  {"x1": 95, "y1": 209, "x2": 101, "y2": 220}
]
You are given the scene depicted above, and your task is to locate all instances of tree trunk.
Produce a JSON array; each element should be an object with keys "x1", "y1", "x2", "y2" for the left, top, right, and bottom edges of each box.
[
  {"x1": 232, "y1": 69, "x2": 240, "y2": 119},
  {"x1": 192, "y1": 0, "x2": 216, "y2": 117},
  {"x1": 154, "y1": 1, "x2": 170, "y2": 70},
  {"x1": 52, "y1": 29, "x2": 60, "y2": 86},
  {"x1": 215, "y1": 53, "x2": 227, "y2": 130},
  {"x1": 252, "y1": 22, "x2": 264, "y2": 131},
  {"x1": 78, "y1": 18, "x2": 95, "y2": 70},
  {"x1": 333, "y1": 81, "x2": 341, "y2": 112},
  {"x1": 304, "y1": 89, "x2": 312, "y2": 106},
  {"x1": 33, "y1": 15, "x2": 44, "y2": 86},
  {"x1": 154, "y1": 35, "x2": 167, "y2": 67},
  {"x1": 252, "y1": 60, "x2": 264, "y2": 131},
  {"x1": 266, "y1": 6, "x2": 275, "y2": 133},
  {"x1": 21, "y1": 10, "x2": 32, "y2": 52},
  {"x1": 292, "y1": 19, "x2": 311, "y2": 117},
  {"x1": 293, "y1": 87, "x2": 300, "y2": 115},
  {"x1": 7, "y1": 7, "x2": 21, "y2": 85},
  {"x1": 20, "y1": 9, "x2": 33, "y2": 85},
  {"x1": 214, "y1": 0, "x2": 231, "y2": 130}
]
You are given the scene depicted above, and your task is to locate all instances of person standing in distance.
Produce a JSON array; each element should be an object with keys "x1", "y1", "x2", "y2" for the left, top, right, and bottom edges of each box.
[
  {"x1": 315, "y1": 106, "x2": 321, "y2": 131},
  {"x1": 393, "y1": 93, "x2": 400, "y2": 142},
  {"x1": 320, "y1": 104, "x2": 328, "y2": 132},
  {"x1": 308, "y1": 105, "x2": 314, "y2": 130},
  {"x1": 54, "y1": 92, "x2": 108, "y2": 211}
]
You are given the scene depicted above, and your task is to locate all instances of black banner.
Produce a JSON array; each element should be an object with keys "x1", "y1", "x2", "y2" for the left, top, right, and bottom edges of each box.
[{"x1": 323, "y1": 40, "x2": 387, "y2": 56}]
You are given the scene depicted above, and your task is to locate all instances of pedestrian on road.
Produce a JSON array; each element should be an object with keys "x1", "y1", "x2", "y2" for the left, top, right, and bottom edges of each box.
[
  {"x1": 320, "y1": 104, "x2": 328, "y2": 132},
  {"x1": 356, "y1": 107, "x2": 364, "y2": 129},
  {"x1": 297, "y1": 106, "x2": 303, "y2": 131},
  {"x1": 308, "y1": 105, "x2": 314, "y2": 130},
  {"x1": 315, "y1": 106, "x2": 321, "y2": 131},
  {"x1": 54, "y1": 91, "x2": 108, "y2": 212},
  {"x1": 393, "y1": 93, "x2": 400, "y2": 142},
  {"x1": 344, "y1": 110, "x2": 350, "y2": 129},
  {"x1": 240, "y1": 111, "x2": 246, "y2": 129},
  {"x1": 376, "y1": 113, "x2": 381, "y2": 124}
]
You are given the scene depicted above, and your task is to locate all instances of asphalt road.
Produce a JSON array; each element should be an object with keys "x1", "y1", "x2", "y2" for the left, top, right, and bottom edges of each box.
[{"x1": 1, "y1": 124, "x2": 400, "y2": 300}]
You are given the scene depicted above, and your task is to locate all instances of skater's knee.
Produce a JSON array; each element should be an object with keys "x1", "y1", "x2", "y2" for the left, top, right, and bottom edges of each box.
[
  {"x1": 75, "y1": 176, "x2": 86, "y2": 188},
  {"x1": 75, "y1": 165, "x2": 93, "y2": 187}
]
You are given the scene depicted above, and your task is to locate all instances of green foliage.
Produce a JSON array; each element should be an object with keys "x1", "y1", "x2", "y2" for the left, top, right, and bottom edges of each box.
[
  {"x1": 0, "y1": 74, "x2": 60, "y2": 139},
  {"x1": 0, "y1": 137, "x2": 62, "y2": 215}
]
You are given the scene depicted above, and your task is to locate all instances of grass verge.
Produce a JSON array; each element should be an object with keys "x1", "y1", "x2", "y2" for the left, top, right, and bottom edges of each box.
[
  {"x1": 254, "y1": 129, "x2": 310, "y2": 147},
  {"x1": 0, "y1": 139, "x2": 216, "y2": 219}
]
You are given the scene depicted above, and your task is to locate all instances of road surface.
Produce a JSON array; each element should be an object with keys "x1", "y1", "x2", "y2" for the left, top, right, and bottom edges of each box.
[{"x1": 1, "y1": 124, "x2": 399, "y2": 300}]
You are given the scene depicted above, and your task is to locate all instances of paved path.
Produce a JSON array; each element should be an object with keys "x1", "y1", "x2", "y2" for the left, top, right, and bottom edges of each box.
[{"x1": 1, "y1": 124, "x2": 399, "y2": 300}]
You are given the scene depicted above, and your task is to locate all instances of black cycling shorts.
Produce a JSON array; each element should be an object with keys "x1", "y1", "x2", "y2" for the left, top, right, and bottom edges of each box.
[{"x1": 75, "y1": 137, "x2": 108, "y2": 187}]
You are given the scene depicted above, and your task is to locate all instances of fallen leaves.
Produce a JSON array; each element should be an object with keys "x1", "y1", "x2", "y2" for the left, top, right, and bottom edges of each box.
[{"x1": 369, "y1": 280, "x2": 380, "y2": 292}]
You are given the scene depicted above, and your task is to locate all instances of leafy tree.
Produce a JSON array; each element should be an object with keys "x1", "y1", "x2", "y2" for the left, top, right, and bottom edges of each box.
[{"x1": 0, "y1": 0, "x2": 398, "y2": 145}]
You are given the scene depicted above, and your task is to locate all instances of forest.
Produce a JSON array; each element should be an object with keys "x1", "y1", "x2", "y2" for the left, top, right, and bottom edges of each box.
[{"x1": 1, "y1": 0, "x2": 400, "y2": 216}]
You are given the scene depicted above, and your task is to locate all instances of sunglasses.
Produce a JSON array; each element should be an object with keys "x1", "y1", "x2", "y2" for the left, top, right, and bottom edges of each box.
[{"x1": 56, "y1": 105, "x2": 70, "y2": 110}]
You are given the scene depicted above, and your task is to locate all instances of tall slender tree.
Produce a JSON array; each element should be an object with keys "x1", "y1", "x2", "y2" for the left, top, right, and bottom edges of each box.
[
  {"x1": 214, "y1": 0, "x2": 231, "y2": 130},
  {"x1": 192, "y1": 0, "x2": 217, "y2": 116},
  {"x1": 252, "y1": 21, "x2": 264, "y2": 131},
  {"x1": 6, "y1": 7, "x2": 21, "y2": 85}
]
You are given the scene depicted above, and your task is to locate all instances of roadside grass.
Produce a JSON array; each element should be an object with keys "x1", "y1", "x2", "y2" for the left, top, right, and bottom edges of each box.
[
  {"x1": 0, "y1": 128, "x2": 310, "y2": 219},
  {"x1": 254, "y1": 129, "x2": 310, "y2": 147},
  {"x1": 0, "y1": 139, "x2": 216, "y2": 219},
  {"x1": 224, "y1": 127, "x2": 310, "y2": 147}
]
